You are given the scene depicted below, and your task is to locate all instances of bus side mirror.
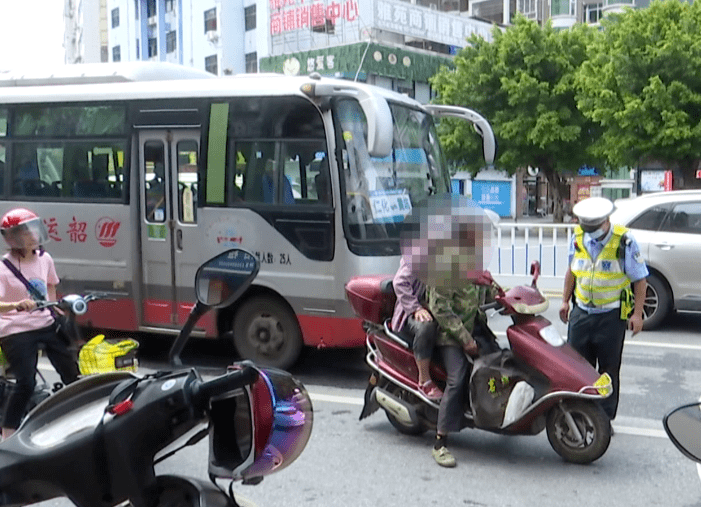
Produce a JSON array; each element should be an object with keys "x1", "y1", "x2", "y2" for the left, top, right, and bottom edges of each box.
[
  {"x1": 301, "y1": 81, "x2": 393, "y2": 158},
  {"x1": 357, "y1": 93, "x2": 393, "y2": 158},
  {"x1": 423, "y1": 105, "x2": 497, "y2": 166}
]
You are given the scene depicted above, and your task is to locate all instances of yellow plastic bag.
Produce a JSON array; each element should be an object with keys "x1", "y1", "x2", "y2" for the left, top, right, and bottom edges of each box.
[{"x1": 78, "y1": 334, "x2": 139, "y2": 376}]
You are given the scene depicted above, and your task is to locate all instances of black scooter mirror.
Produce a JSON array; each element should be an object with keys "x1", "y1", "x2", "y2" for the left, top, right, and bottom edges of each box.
[
  {"x1": 530, "y1": 261, "x2": 541, "y2": 287},
  {"x1": 663, "y1": 402, "x2": 701, "y2": 463},
  {"x1": 169, "y1": 249, "x2": 259, "y2": 366},
  {"x1": 195, "y1": 249, "x2": 259, "y2": 308}
]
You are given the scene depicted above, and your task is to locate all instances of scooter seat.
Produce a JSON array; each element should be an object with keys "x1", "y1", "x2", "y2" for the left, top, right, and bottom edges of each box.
[{"x1": 383, "y1": 319, "x2": 414, "y2": 349}]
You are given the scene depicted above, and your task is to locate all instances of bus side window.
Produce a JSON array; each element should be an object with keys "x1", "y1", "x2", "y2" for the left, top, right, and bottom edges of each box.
[
  {"x1": 311, "y1": 158, "x2": 331, "y2": 204},
  {"x1": 280, "y1": 143, "x2": 329, "y2": 205},
  {"x1": 177, "y1": 140, "x2": 198, "y2": 223},
  {"x1": 13, "y1": 146, "x2": 41, "y2": 196},
  {"x1": 240, "y1": 142, "x2": 279, "y2": 204},
  {"x1": 144, "y1": 141, "x2": 166, "y2": 222},
  {"x1": 70, "y1": 148, "x2": 123, "y2": 200},
  {"x1": 0, "y1": 143, "x2": 5, "y2": 196},
  {"x1": 266, "y1": 159, "x2": 295, "y2": 205}
]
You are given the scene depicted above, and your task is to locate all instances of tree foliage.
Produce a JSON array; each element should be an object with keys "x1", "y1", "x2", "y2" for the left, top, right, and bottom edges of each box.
[
  {"x1": 576, "y1": 0, "x2": 701, "y2": 188},
  {"x1": 430, "y1": 16, "x2": 601, "y2": 220}
]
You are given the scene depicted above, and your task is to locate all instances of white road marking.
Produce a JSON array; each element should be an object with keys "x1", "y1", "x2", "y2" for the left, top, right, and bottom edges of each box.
[
  {"x1": 624, "y1": 340, "x2": 701, "y2": 352},
  {"x1": 35, "y1": 360, "x2": 677, "y2": 440},
  {"x1": 613, "y1": 426, "x2": 666, "y2": 439},
  {"x1": 492, "y1": 331, "x2": 701, "y2": 352},
  {"x1": 310, "y1": 392, "x2": 364, "y2": 406},
  {"x1": 309, "y1": 389, "x2": 668, "y2": 439}
]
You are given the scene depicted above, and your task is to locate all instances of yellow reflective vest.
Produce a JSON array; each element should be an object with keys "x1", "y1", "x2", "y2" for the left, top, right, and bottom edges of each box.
[{"x1": 571, "y1": 224, "x2": 631, "y2": 309}]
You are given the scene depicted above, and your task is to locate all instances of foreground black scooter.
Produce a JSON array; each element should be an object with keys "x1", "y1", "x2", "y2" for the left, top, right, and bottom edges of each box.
[{"x1": 0, "y1": 248, "x2": 314, "y2": 507}]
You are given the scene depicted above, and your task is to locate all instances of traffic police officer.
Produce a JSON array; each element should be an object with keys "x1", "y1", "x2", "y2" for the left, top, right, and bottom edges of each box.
[{"x1": 559, "y1": 197, "x2": 648, "y2": 422}]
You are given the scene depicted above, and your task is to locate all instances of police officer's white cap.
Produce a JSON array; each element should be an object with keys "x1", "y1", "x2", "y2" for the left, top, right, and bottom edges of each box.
[{"x1": 572, "y1": 197, "x2": 615, "y2": 226}]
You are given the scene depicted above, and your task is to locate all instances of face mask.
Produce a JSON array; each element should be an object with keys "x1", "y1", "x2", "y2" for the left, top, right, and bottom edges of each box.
[{"x1": 587, "y1": 225, "x2": 607, "y2": 240}]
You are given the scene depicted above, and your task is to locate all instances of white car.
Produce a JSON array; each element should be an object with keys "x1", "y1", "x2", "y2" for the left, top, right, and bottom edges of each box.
[{"x1": 610, "y1": 190, "x2": 701, "y2": 329}]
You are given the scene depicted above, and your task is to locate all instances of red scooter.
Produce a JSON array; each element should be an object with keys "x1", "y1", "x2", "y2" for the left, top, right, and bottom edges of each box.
[{"x1": 345, "y1": 262, "x2": 613, "y2": 464}]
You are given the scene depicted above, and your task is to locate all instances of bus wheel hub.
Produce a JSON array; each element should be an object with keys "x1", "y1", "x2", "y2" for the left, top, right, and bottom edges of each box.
[{"x1": 250, "y1": 316, "x2": 283, "y2": 354}]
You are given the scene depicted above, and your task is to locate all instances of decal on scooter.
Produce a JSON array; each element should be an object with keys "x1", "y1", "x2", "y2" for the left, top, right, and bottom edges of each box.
[{"x1": 161, "y1": 379, "x2": 177, "y2": 391}]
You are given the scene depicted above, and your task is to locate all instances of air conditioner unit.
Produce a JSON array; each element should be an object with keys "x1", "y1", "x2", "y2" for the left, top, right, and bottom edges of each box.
[{"x1": 206, "y1": 30, "x2": 219, "y2": 43}]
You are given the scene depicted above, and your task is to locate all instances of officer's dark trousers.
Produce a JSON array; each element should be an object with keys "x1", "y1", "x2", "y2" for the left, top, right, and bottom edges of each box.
[{"x1": 567, "y1": 305, "x2": 627, "y2": 420}]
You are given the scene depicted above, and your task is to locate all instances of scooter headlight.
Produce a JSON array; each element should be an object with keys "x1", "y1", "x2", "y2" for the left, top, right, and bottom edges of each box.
[{"x1": 539, "y1": 325, "x2": 565, "y2": 346}]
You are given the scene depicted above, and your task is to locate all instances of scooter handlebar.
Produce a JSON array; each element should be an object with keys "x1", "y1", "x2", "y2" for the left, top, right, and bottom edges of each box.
[
  {"x1": 190, "y1": 366, "x2": 259, "y2": 410},
  {"x1": 32, "y1": 293, "x2": 113, "y2": 315},
  {"x1": 480, "y1": 301, "x2": 502, "y2": 312}
]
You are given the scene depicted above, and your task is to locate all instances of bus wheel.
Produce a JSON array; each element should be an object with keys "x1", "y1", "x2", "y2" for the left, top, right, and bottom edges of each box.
[{"x1": 233, "y1": 296, "x2": 303, "y2": 370}]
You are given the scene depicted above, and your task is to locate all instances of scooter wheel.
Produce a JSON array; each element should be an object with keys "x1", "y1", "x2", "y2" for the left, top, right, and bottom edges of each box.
[
  {"x1": 386, "y1": 411, "x2": 428, "y2": 436},
  {"x1": 546, "y1": 400, "x2": 611, "y2": 464}
]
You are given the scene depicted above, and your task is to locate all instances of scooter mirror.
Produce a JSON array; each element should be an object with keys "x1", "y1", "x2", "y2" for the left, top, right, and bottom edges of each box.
[
  {"x1": 663, "y1": 402, "x2": 701, "y2": 463},
  {"x1": 195, "y1": 249, "x2": 260, "y2": 309},
  {"x1": 530, "y1": 261, "x2": 541, "y2": 286}
]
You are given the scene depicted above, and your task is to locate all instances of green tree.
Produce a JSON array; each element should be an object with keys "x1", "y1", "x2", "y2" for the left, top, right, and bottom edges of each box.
[
  {"x1": 577, "y1": 0, "x2": 701, "y2": 189},
  {"x1": 431, "y1": 16, "x2": 601, "y2": 222}
]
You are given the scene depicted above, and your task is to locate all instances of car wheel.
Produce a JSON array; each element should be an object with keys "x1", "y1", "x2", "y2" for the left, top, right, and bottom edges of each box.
[
  {"x1": 642, "y1": 273, "x2": 671, "y2": 330},
  {"x1": 233, "y1": 296, "x2": 303, "y2": 370}
]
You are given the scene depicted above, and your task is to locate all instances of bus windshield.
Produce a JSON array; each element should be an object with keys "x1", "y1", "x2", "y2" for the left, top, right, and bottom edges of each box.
[{"x1": 335, "y1": 99, "x2": 449, "y2": 254}]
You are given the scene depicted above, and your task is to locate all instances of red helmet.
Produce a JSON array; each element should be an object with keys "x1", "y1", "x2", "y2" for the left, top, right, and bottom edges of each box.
[
  {"x1": 2, "y1": 208, "x2": 38, "y2": 230},
  {"x1": 1, "y1": 208, "x2": 49, "y2": 250}
]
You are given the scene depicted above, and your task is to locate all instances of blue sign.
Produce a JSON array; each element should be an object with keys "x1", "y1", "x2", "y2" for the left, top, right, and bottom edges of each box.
[
  {"x1": 472, "y1": 180, "x2": 511, "y2": 217},
  {"x1": 578, "y1": 165, "x2": 599, "y2": 176},
  {"x1": 451, "y1": 179, "x2": 464, "y2": 195}
]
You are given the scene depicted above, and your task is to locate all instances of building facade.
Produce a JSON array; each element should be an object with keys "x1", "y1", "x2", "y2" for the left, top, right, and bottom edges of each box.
[
  {"x1": 107, "y1": 0, "x2": 251, "y2": 75},
  {"x1": 470, "y1": 0, "x2": 651, "y2": 28},
  {"x1": 105, "y1": 0, "x2": 495, "y2": 99}
]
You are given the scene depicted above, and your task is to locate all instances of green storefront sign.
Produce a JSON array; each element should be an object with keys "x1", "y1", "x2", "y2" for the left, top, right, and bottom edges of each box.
[{"x1": 260, "y1": 42, "x2": 453, "y2": 83}]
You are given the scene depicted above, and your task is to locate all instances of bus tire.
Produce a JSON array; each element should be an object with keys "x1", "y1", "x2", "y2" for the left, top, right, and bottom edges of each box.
[{"x1": 233, "y1": 296, "x2": 303, "y2": 370}]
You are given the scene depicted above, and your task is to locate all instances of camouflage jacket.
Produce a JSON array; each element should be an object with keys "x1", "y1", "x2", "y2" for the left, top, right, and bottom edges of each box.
[{"x1": 427, "y1": 282, "x2": 499, "y2": 348}]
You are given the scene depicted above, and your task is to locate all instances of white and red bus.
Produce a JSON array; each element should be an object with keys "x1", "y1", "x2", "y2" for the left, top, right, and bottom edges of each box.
[{"x1": 0, "y1": 62, "x2": 495, "y2": 369}]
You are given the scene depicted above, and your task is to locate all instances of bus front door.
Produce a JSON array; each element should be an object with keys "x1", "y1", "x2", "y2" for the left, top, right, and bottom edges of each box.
[{"x1": 139, "y1": 130, "x2": 202, "y2": 330}]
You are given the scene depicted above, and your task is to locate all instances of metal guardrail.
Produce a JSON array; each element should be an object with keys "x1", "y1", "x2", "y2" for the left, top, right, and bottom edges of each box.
[{"x1": 489, "y1": 223, "x2": 576, "y2": 293}]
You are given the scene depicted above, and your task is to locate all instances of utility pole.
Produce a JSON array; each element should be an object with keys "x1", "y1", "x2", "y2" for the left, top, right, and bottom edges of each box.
[{"x1": 64, "y1": 0, "x2": 83, "y2": 63}]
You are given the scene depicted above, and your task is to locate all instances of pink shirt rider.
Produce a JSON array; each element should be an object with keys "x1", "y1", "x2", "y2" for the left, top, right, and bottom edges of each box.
[{"x1": 0, "y1": 252, "x2": 58, "y2": 337}]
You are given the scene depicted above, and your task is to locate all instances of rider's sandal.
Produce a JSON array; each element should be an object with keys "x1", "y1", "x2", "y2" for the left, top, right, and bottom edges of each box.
[{"x1": 419, "y1": 380, "x2": 443, "y2": 401}]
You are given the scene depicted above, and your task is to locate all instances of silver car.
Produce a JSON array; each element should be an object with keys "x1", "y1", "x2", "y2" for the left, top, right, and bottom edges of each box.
[{"x1": 610, "y1": 190, "x2": 701, "y2": 329}]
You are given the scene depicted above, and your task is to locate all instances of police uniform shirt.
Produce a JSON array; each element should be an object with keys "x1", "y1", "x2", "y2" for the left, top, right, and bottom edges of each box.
[{"x1": 567, "y1": 226, "x2": 649, "y2": 314}]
